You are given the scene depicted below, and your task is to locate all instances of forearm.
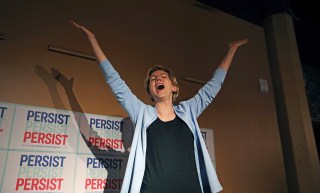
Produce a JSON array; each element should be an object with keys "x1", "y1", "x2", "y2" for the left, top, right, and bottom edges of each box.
[
  {"x1": 87, "y1": 34, "x2": 107, "y2": 63},
  {"x1": 218, "y1": 45, "x2": 238, "y2": 71},
  {"x1": 70, "y1": 21, "x2": 108, "y2": 63},
  {"x1": 218, "y1": 38, "x2": 248, "y2": 71}
]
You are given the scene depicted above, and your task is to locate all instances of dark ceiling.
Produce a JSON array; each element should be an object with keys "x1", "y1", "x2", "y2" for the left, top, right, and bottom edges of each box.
[{"x1": 195, "y1": 0, "x2": 320, "y2": 69}]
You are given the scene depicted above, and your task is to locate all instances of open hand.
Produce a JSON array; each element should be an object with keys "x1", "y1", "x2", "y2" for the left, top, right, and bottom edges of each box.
[
  {"x1": 70, "y1": 20, "x2": 95, "y2": 39},
  {"x1": 229, "y1": 39, "x2": 248, "y2": 48}
]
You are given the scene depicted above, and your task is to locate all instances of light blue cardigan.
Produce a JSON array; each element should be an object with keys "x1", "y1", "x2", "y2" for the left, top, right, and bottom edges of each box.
[{"x1": 99, "y1": 59, "x2": 226, "y2": 193}]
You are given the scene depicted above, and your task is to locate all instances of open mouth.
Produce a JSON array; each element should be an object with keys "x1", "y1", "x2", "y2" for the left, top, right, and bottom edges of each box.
[{"x1": 157, "y1": 84, "x2": 164, "y2": 90}]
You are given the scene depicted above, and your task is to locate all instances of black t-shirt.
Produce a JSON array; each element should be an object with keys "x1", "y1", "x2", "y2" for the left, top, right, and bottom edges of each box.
[{"x1": 140, "y1": 116, "x2": 202, "y2": 193}]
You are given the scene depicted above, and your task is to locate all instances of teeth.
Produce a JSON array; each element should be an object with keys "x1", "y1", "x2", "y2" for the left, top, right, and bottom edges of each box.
[{"x1": 157, "y1": 84, "x2": 164, "y2": 90}]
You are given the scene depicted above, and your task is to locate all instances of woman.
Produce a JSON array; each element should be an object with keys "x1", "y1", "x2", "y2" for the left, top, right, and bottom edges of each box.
[{"x1": 71, "y1": 20, "x2": 248, "y2": 193}]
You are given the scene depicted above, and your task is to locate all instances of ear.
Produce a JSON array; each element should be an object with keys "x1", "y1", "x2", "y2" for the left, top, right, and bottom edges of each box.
[{"x1": 172, "y1": 85, "x2": 178, "y2": 92}]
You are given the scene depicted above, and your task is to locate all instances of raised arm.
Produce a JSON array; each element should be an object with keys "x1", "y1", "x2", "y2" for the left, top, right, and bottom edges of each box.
[
  {"x1": 70, "y1": 20, "x2": 107, "y2": 63},
  {"x1": 181, "y1": 39, "x2": 248, "y2": 116},
  {"x1": 218, "y1": 38, "x2": 248, "y2": 71},
  {"x1": 70, "y1": 20, "x2": 145, "y2": 123}
]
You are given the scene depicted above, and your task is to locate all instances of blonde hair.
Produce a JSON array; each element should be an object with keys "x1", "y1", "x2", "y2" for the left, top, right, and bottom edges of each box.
[{"x1": 144, "y1": 65, "x2": 179, "y2": 102}]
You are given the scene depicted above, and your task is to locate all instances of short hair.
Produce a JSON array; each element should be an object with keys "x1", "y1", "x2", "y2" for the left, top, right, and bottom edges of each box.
[{"x1": 144, "y1": 65, "x2": 179, "y2": 102}]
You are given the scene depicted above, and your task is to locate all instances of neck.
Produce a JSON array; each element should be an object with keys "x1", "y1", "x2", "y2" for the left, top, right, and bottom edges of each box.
[{"x1": 155, "y1": 101, "x2": 176, "y2": 122}]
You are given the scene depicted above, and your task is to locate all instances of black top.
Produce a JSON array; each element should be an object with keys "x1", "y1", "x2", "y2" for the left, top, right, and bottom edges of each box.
[{"x1": 140, "y1": 116, "x2": 202, "y2": 193}]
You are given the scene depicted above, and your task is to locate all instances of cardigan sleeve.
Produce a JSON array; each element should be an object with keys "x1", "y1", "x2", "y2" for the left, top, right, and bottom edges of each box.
[
  {"x1": 183, "y1": 67, "x2": 227, "y2": 118},
  {"x1": 99, "y1": 59, "x2": 144, "y2": 123}
]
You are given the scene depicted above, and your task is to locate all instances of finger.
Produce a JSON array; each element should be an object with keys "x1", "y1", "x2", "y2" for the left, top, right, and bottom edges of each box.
[{"x1": 70, "y1": 20, "x2": 81, "y2": 28}]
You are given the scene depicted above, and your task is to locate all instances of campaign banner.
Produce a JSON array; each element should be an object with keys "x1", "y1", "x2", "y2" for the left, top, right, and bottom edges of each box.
[
  {"x1": 0, "y1": 150, "x2": 5, "y2": 171},
  {"x1": 0, "y1": 150, "x2": 7, "y2": 190},
  {"x1": 0, "y1": 102, "x2": 215, "y2": 193},
  {"x1": 0, "y1": 102, "x2": 14, "y2": 149},
  {"x1": 1, "y1": 151, "x2": 76, "y2": 193},
  {"x1": 78, "y1": 114, "x2": 123, "y2": 153},
  {"x1": 9, "y1": 105, "x2": 79, "y2": 153},
  {"x1": 73, "y1": 153, "x2": 128, "y2": 193},
  {"x1": 201, "y1": 128, "x2": 216, "y2": 167},
  {"x1": 77, "y1": 113, "x2": 134, "y2": 155}
]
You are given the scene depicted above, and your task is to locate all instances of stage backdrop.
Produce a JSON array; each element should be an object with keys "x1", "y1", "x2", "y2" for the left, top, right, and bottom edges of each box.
[{"x1": 0, "y1": 101, "x2": 216, "y2": 193}]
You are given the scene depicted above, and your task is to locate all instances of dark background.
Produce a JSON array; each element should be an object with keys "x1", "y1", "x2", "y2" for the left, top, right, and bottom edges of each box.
[{"x1": 196, "y1": 0, "x2": 320, "y2": 69}]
